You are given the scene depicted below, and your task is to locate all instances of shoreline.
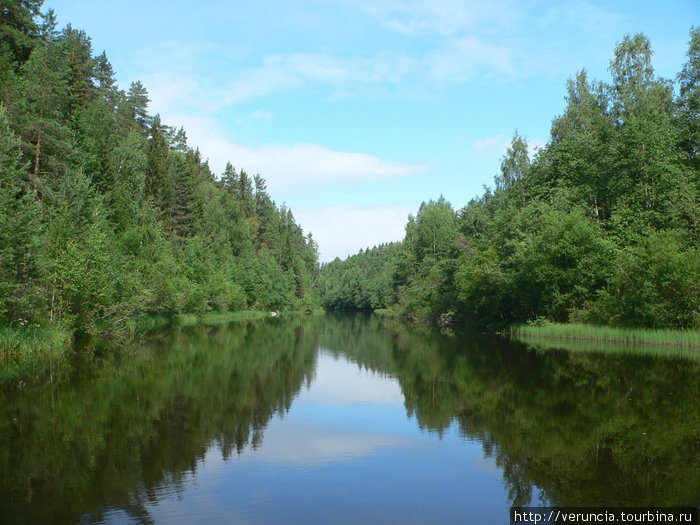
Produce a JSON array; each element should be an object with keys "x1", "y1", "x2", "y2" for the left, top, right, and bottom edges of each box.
[{"x1": 0, "y1": 310, "x2": 288, "y2": 385}]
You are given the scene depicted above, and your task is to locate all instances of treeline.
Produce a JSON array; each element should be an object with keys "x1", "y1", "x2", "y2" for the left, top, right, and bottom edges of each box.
[
  {"x1": 318, "y1": 243, "x2": 400, "y2": 311},
  {"x1": 0, "y1": 3, "x2": 319, "y2": 336},
  {"x1": 320, "y1": 31, "x2": 700, "y2": 329}
]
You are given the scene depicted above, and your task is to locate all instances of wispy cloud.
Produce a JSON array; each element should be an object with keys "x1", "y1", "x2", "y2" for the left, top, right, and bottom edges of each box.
[
  {"x1": 133, "y1": 2, "x2": 626, "y2": 116},
  {"x1": 153, "y1": 113, "x2": 424, "y2": 189},
  {"x1": 295, "y1": 204, "x2": 411, "y2": 262},
  {"x1": 240, "y1": 420, "x2": 412, "y2": 465},
  {"x1": 297, "y1": 352, "x2": 404, "y2": 406},
  {"x1": 252, "y1": 109, "x2": 274, "y2": 121},
  {"x1": 225, "y1": 143, "x2": 425, "y2": 186},
  {"x1": 471, "y1": 134, "x2": 510, "y2": 156},
  {"x1": 471, "y1": 134, "x2": 547, "y2": 159},
  {"x1": 359, "y1": 0, "x2": 521, "y2": 37},
  {"x1": 527, "y1": 137, "x2": 547, "y2": 158}
]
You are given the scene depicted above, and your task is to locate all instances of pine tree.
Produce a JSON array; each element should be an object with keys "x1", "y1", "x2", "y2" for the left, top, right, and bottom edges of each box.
[
  {"x1": 17, "y1": 37, "x2": 74, "y2": 189},
  {"x1": 119, "y1": 80, "x2": 150, "y2": 133},
  {"x1": 0, "y1": 104, "x2": 44, "y2": 323},
  {"x1": 145, "y1": 115, "x2": 170, "y2": 218},
  {"x1": 0, "y1": 0, "x2": 42, "y2": 68}
]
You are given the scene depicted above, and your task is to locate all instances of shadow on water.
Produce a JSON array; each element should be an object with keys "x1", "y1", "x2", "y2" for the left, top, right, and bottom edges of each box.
[{"x1": 0, "y1": 313, "x2": 698, "y2": 523}]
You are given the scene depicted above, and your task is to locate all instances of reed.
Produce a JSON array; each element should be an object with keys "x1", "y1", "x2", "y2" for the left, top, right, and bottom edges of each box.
[
  {"x1": 512, "y1": 322, "x2": 700, "y2": 357},
  {"x1": 1, "y1": 311, "x2": 276, "y2": 384},
  {"x1": 0, "y1": 325, "x2": 71, "y2": 383},
  {"x1": 128, "y1": 310, "x2": 273, "y2": 330}
]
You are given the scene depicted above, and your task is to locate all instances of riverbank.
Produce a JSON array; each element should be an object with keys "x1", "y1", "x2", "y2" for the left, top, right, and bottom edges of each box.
[
  {"x1": 512, "y1": 322, "x2": 700, "y2": 359},
  {"x1": 128, "y1": 310, "x2": 275, "y2": 330},
  {"x1": 0, "y1": 310, "x2": 284, "y2": 385},
  {"x1": 0, "y1": 325, "x2": 72, "y2": 383}
]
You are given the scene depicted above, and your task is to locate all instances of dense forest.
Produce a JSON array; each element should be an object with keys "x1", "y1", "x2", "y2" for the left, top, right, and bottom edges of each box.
[
  {"x1": 0, "y1": 2, "x2": 319, "y2": 339},
  {"x1": 320, "y1": 30, "x2": 700, "y2": 330},
  {"x1": 1, "y1": 1, "x2": 698, "y2": 353},
  {"x1": 318, "y1": 242, "x2": 400, "y2": 311}
]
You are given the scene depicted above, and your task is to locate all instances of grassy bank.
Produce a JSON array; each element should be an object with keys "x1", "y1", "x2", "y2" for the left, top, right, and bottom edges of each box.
[
  {"x1": 128, "y1": 310, "x2": 274, "y2": 331},
  {"x1": 1, "y1": 310, "x2": 282, "y2": 385},
  {"x1": 0, "y1": 325, "x2": 72, "y2": 383},
  {"x1": 373, "y1": 308, "x2": 399, "y2": 318},
  {"x1": 512, "y1": 322, "x2": 700, "y2": 359}
]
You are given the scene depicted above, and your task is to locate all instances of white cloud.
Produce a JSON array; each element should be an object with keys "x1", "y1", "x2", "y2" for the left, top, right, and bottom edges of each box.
[
  {"x1": 296, "y1": 352, "x2": 404, "y2": 406},
  {"x1": 234, "y1": 351, "x2": 414, "y2": 465},
  {"x1": 471, "y1": 134, "x2": 547, "y2": 160},
  {"x1": 111, "y1": 0, "x2": 632, "y2": 119},
  {"x1": 360, "y1": 0, "x2": 520, "y2": 37},
  {"x1": 241, "y1": 420, "x2": 412, "y2": 465},
  {"x1": 132, "y1": 6, "x2": 583, "y2": 117},
  {"x1": 226, "y1": 143, "x2": 424, "y2": 184},
  {"x1": 471, "y1": 134, "x2": 509, "y2": 155},
  {"x1": 139, "y1": 71, "x2": 203, "y2": 114},
  {"x1": 294, "y1": 204, "x2": 411, "y2": 262},
  {"x1": 527, "y1": 137, "x2": 547, "y2": 158},
  {"x1": 427, "y1": 34, "x2": 517, "y2": 82},
  {"x1": 119, "y1": 0, "x2": 631, "y2": 131},
  {"x1": 252, "y1": 109, "x2": 274, "y2": 121},
  {"x1": 151, "y1": 112, "x2": 424, "y2": 186}
]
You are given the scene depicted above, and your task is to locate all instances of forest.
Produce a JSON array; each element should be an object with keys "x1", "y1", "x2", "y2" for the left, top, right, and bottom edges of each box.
[
  {"x1": 319, "y1": 30, "x2": 700, "y2": 330},
  {"x1": 0, "y1": 2, "x2": 320, "y2": 346},
  {"x1": 1, "y1": 1, "x2": 698, "y2": 380}
]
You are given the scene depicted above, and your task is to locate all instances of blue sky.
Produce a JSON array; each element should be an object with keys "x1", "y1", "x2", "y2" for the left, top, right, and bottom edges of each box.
[{"x1": 46, "y1": 0, "x2": 698, "y2": 261}]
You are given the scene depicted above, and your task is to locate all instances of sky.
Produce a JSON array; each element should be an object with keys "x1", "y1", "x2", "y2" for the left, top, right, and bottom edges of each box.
[{"x1": 46, "y1": 0, "x2": 698, "y2": 262}]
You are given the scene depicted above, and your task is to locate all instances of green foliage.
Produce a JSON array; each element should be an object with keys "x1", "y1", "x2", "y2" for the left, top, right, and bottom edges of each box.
[
  {"x1": 318, "y1": 243, "x2": 401, "y2": 311},
  {"x1": 0, "y1": 324, "x2": 70, "y2": 383},
  {"x1": 322, "y1": 30, "x2": 700, "y2": 330},
  {"x1": 0, "y1": 317, "x2": 321, "y2": 521},
  {"x1": 0, "y1": 0, "x2": 43, "y2": 69},
  {"x1": 0, "y1": 4, "x2": 320, "y2": 366},
  {"x1": 0, "y1": 103, "x2": 44, "y2": 324},
  {"x1": 676, "y1": 27, "x2": 700, "y2": 170},
  {"x1": 319, "y1": 315, "x2": 700, "y2": 505},
  {"x1": 513, "y1": 321, "x2": 700, "y2": 356},
  {"x1": 594, "y1": 231, "x2": 699, "y2": 328}
]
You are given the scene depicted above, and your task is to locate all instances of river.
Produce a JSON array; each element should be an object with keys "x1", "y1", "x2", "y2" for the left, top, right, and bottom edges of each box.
[{"x1": 1, "y1": 313, "x2": 698, "y2": 524}]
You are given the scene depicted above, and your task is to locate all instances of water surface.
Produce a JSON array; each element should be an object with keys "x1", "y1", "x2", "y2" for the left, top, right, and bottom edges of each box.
[{"x1": 1, "y1": 314, "x2": 698, "y2": 524}]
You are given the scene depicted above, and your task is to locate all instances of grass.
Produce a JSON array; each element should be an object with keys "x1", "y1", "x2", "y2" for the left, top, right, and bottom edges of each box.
[
  {"x1": 0, "y1": 325, "x2": 71, "y2": 383},
  {"x1": 279, "y1": 307, "x2": 325, "y2": 316},
  {"x1": 175, "y1": 310, "x2": 272, "y2": 326},
  {"x1": 1, "y1": 310, "x2": 278, "y2": 385},
  {"x1": 128, "y1": 310, "x2": 274, "y2": 331},
  {"x1": 512, "y1": 322, "x2": 700, "y2": 359}
]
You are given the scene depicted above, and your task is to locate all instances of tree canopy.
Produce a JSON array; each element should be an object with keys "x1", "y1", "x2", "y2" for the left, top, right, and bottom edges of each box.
[
  {"x1": 0, "y1": 2, "x2": 319, "y2": 336},
  {"x1": 321, "y1": 30, "x2": 700, "y2": 330}
]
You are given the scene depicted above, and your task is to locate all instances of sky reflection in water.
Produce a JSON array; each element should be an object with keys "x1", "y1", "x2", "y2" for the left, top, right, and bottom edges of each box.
[
  {"x1": 142, "y1": 350, "x2": 508, "y2": 525},
  {"x1": 6, "y1": 315, "x2": 693, "y2": 524}
]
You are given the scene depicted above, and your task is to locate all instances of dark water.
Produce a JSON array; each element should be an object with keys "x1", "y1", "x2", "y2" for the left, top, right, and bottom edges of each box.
[{"x1": 1, "y1": 314, "x2": 698, "y2": 524}]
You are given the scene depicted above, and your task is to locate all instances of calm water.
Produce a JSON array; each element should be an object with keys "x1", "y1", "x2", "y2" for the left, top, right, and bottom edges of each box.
[{"x1": 1, "y1": 314, "x2": 698, "y2": 524}]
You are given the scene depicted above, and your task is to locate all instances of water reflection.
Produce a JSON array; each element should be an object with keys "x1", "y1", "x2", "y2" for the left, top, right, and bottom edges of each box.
[
  {"x1": 296, "y1": 351, "x2": 404, "y2": 407},
  {"x1": 0, "y1": 314, "x2": 697, "y2": 524},
  {"x1": 0, "y1": 319, "x2": 319, "y2": 524},
  {"x1": 238, "y1": 351, "x2": 408, "y2": 466}
]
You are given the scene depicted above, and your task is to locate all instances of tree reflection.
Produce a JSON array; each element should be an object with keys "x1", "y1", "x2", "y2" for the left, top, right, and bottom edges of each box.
[
  {"x1": 321, "y1": 313, "x2": 700, "y2": 506},
  {"x1": 0, "y1": 318, "x2": 319, "y2": 524},
  {"x1": 1, "y1": 314, "x2": 697, "y2": 524}
]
